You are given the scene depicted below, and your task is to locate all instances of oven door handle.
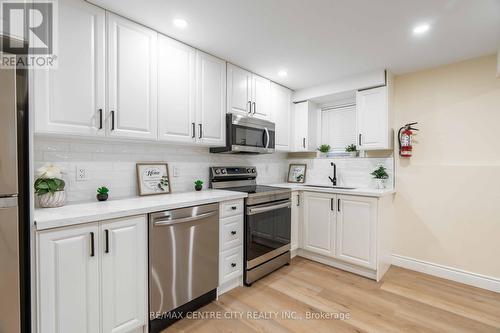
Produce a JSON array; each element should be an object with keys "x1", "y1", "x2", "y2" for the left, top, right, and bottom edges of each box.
[
  {"x1": 247, "y1": 201, "x2": 291, "y2": 215},
  {"x1": 153, "y1": 211, "x2": 217, "y2": 226}
]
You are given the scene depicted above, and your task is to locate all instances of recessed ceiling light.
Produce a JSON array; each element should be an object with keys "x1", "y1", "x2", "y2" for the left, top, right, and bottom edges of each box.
[
  {"x1": 413, "y1": 24, "x2": 430, "y2": 35},
  {"x1": 173, "y1": 18, "x2": 188, "y2": 29},
  {"x1": 278, "y1": 70, "x2": 288, "y2": 77}
]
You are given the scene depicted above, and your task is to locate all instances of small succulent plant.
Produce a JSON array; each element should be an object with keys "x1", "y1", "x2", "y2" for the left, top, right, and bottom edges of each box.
[
  {"x1": 317, "y1": 144, "x2": 331, "y2": 153},
  {"x1": 97, "y1": 186, "x2": 109, "y2": 195}
]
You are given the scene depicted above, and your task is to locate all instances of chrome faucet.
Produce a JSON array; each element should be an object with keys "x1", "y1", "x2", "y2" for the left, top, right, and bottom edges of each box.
[{"x1": 328, "y1": 162, "x2": 337, "y2": 186}]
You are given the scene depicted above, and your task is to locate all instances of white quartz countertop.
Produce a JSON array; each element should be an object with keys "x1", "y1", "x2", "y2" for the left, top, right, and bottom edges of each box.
[
  {"x1": 34, "y1": 190, "x2": 247, "y2": 231},
  {"x1": 268, "y1": 183, "x2": 396, "y2": 197}
]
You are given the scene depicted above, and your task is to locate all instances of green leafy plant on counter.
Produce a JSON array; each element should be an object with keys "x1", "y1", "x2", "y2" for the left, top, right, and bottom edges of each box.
[
  {"x1": 194, "y1": 180, "x2": 204, "y2": 186},
  {"x1": 345, "y1": 144, "x2": 357, "y2": 152},
  {"x1": 370, "y1": 166, "x2": 389, "y2": 179},
  {"x1": 97, "y1": 186, "x2": 109, "y2": 195},
  {"x1": 317, "y1": 144, "x2": 331, "y2": 153},
  {"x1": 34, "y1": 165, "x2": 65, "y2": 196}
]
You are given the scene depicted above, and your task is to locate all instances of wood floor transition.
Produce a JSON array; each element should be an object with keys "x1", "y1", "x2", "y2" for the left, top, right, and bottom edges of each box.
[{"x1": 163, "y1": 257, "x2": 500, "y2": 333}]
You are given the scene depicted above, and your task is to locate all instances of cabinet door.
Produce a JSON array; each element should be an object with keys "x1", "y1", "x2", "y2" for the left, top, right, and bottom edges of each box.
[
  {"x1": 37, "y1": 224, "x2": 100, "y2": 333},
  {"x1": 107, "y1": 13, "x2": 158, "y2": 140},
  {"x1": 226, "y1": 63, "x2": 251, "y2": 116},
  {"x1": 292, "y1": 101, "x2": 309, "y2": 151},
  {"x1": 356, "y1": 86, "x2": 388, "y2": 150},
  {"x1": 34, "y1": 0, "x2": 105, "y2": 136},
  {"x1": 271, "y1": 83, "x2": 291, "y2": 151},
  {"x1": 101, "y1": 215, "x2": 147, "y2": 333},
  {"x1": 302, "y1": 192, "x2": 335, "y2": 257},
  {"x1": 336, "y1": 195, "x2": 377, "y2": 269},
  {"x1": 251, "y1": 74, "x2": 271, "y2": 120},
  {"x1": 158, "y1": 35, "x2": 196, "y2": 143},
  {"x1": 196, "y1": 51, "x2": 226, "y2": 146}
]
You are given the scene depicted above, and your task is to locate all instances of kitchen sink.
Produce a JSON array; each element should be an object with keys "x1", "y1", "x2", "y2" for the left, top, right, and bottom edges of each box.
[{"x1": 300, "y1": 185, "x2": 357, "y2": 190}]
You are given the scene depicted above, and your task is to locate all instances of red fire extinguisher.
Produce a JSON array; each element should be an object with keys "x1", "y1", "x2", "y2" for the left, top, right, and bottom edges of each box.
[{"x1": 398, "y1": 122, "x2": 419, "y2": 157}]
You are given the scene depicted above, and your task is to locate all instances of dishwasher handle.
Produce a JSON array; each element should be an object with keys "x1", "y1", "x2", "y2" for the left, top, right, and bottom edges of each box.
[{"x1": 153, "y1": 211, "x2": 217, "y2": 226}]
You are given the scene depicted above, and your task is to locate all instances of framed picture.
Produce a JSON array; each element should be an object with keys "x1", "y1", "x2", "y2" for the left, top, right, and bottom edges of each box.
[
  {"x1": 136, "y1": 163, "x2": 171, "y2": 196},
  {"x1": 287, "y1": 164, "x2": 307, "y2": 183}
]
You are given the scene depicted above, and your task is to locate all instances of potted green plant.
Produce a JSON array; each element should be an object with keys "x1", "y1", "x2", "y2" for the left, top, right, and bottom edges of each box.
[
  {"x1": 34, "y1": 164, "x2": 66, "y2": 208},
  {"x1": 317, "y1": 144, "x2": 331, "y2": 157},
  {"x1": 370, "y1": 165, "x2": 389, "y2": 189},
  {"x1": 194, "y1": 180, "x2": 203, "y2": 191},
  {"x1": 345, "y1": 144, "x2": 358, "y2": 157},
  {"x1": 97, "y1": 186, "x2": 109, "y2": 201}
]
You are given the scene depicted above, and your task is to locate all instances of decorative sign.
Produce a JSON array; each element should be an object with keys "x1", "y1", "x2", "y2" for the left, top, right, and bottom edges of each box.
[
  {"x1": 136, "y1": 163, "x2": 171, "y2": 196},
  {"x1": 287, "y1": 164, "x2": 307, "y2": 183}
]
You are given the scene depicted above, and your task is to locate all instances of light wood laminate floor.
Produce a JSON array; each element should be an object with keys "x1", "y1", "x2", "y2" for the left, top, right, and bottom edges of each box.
[{"x1": 163, "y1": 257, "x2": 500, "y2": 333}]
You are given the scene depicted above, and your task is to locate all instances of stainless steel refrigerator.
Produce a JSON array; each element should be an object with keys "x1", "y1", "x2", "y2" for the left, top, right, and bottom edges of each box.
[{"x1": 0, "y1": 36, "x2": 30, "y2": 333}]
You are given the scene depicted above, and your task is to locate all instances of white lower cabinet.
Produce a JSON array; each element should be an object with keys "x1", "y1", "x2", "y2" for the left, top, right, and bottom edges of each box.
[
  {"x1": 302, "y1": 192, "x2": 336, "y2": 257},
  {"x1": 336, "y1": 195, "x2": 377, "y2": 269},
  {"x1": 218, "y1": 200, "x2": 244, "y2": 295},
  {"x1": 298, "y1": 191, "x2": 390, "y2": 281},
  {"x1": 37, "y1": 215, "x2": 147, "y2": 333}
]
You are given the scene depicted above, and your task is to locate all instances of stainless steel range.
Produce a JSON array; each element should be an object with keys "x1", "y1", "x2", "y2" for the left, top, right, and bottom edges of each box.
[{"x1": 210, "y1": 166, "x2": 291, "y2": 285}]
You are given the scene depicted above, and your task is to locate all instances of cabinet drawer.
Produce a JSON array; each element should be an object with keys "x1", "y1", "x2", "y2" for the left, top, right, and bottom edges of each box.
[
  {"x1": 219, "y1": 247, "x2": 243, "y2": 284},
  {"x1": 220, "y1": 215, "x2": 243, "y2": 251},
  {"x1": 220, "y1": 200, "x2": 244, "y2": 218}
]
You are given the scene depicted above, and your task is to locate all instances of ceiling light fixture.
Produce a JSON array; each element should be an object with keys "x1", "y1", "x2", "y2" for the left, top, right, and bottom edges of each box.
[
  {"x1": 278, "y1": 70, "x2": 288, "y2": 77},
  {"x1": 413, "y1": 24, "x2": 430, "y2": 35},
  {"x1": 173, "y1": 18, "x2": 188, "y2": 29}
]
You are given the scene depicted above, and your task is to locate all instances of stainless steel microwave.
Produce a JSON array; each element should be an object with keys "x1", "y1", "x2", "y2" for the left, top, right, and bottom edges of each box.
[{"x1": 210, "y1": 114, "x2": 275, "y2": 154}]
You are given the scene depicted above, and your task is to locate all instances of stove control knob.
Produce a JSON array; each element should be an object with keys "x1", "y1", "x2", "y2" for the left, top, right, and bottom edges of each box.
[
  {"x1": 221, "y1": 169, "x2": 227, "y2": 174},
  {"x1": 251, "y1": 168, "x2": 256, "y2": 173},
  {"x1": 214, "y1": 169, "x2": 221, "y2": 174}
]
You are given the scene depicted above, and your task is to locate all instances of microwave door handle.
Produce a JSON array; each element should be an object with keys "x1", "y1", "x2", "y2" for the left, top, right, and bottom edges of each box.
[{"x1": 264, "y1": 128, "x2": 270, "y2": 148}]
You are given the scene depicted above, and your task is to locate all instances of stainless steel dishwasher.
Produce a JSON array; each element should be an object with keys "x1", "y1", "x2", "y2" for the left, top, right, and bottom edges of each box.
[{"x1": 149, "y1": 203, "x2": 219, "y2": 332}]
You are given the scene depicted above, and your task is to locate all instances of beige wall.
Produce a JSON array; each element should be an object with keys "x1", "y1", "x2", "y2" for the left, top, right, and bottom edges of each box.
[{"x1": 393, "y1": 54, "x2": 500, "y2": 278}]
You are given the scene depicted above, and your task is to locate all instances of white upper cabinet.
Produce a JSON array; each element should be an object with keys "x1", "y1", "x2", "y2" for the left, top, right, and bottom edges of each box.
[
  {"x1": 101, "y1": 216, "x2": 147, "y2": 333},
  {"x1": 157, "y1": 35, "x2": 196, "y2": 143},
  {"x1": 356, "y1": 86, "x2": 390, "y2": 150},
  {"x1": 34, "y1": 0, "x2": 105, "y2": 136},
  {"x1": 107, "y1": 13, "x2": 158, "y2": 140},
  {"x1": 227, "y1": 64, "x2": 251, "y2": 117},
  {"x1": 292, "y1": 101, "x2": 309, "y2": 151},
  {"x1": 302, "y1": 192, "x2": 336, "y2": 257},
  {"x1": 37, "y1": 223, "x2": 100, "y2": 333},
  {"x1": 336, "y1": 195, "x2": 377, "y2": 269},
  {"x1": 271, "y1": 83, "x2": 292, "y2": 151},
  {"x1": 226, "y1": 64, "x2": 271, "y2": 120},
  {"x1": 251, "y1": 74, "x2": 271, "y2": 120},
  {"x1": 196, "y1": 51, "x2": 226, "y2": 146}
]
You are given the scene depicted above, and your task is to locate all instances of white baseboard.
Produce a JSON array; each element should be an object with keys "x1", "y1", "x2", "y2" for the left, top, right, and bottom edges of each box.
[{"x1": 392, "y1": 254, "x2": 500, "y2": 293}]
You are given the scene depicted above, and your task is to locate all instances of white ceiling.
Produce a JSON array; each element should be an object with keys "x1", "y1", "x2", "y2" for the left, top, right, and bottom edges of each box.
[{"x1": 89, "y1": 0, "x2": 500, "y2": 90}]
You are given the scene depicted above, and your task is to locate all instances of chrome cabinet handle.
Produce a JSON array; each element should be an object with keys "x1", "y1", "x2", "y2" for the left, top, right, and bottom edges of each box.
[
  {"x1": 153, "y1": 211, "x2": 217, "y2": 226},
  {"x1": 252, "y1": 102, "x2": 256, "y2": 115},
  {"x1": 199, "y1": 124, "x2": 203, "y2": 139},
  {"x1": 247, "y1": 101, "x2": 252, "y2": 114}
]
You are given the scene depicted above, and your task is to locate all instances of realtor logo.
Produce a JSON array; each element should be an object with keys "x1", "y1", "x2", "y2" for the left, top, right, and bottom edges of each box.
[{"x1": 1, "y1": 0, "x2": 57, "y2": 68}]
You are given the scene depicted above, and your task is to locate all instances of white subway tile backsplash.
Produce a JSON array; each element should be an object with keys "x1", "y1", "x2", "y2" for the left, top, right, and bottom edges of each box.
[{"x1": 34, "y1": 137, "x2": 394, "y2": 204}]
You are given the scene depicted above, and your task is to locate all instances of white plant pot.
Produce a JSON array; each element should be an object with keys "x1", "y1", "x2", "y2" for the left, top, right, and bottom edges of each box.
[
  {"x1": 375, "y1": 179, "x2": 386, "y2": 189},
  {"x1": 349, "y1": 151, "x2": 357, "y2": 158},
  {"x1": 38, "y1": 190, "x2": 66, "y2": 208}
]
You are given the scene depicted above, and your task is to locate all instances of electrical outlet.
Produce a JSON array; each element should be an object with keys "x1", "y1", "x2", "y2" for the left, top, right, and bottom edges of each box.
[
  {"x1": 173, "y1": 166, "x2": 180, "y2": 177},
  {"x1": 76, "y1": 166, "x2": 88, "y2": 181}
]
